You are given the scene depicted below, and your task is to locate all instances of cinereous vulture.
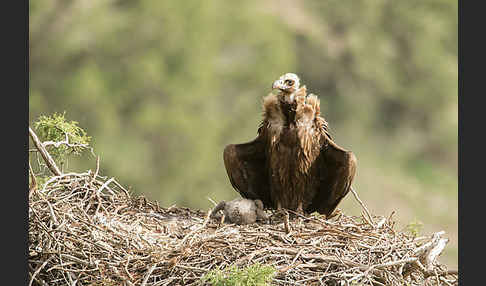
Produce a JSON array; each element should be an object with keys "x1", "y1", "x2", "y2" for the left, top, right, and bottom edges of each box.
[{"x1": 223, "y1": 73, "x2": 357, "y2": 217}]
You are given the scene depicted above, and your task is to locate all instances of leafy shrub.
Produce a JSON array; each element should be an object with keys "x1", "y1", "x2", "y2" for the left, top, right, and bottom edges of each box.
[
  {"x1": 200, "y1": 263, "x2": 276, "y2": 286},
  {"x1": 33, "y1": 112, "x2": 92, "y2": 165}
]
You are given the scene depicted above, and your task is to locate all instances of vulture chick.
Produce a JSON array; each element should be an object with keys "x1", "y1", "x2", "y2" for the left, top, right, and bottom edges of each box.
[
  {"x1": 223, "y1": 73, "x2": 357, "y2": 217},
  {"x1": 210, "y1": 198, "x2": 269, "y2": 225}
]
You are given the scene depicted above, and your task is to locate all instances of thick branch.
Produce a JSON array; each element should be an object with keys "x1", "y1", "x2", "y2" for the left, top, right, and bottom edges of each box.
[{"x1": 29, "y1": 127, "x2": 62, "y2": 176}]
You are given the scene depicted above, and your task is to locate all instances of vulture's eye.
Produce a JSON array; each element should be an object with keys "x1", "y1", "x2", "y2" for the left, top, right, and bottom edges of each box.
[{"x1": 285, "y1": 79, "x2": 294, "y2": 86}]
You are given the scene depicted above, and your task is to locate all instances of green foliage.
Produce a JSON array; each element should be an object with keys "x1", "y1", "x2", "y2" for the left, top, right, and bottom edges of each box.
[
  {"x1": 200, "y1": 263, "x2": 276, "y2": 286},
  {"x1": 33, "y1": 112, "x2": 91, "y2": 165},
  {"x1": 405, "y1": 218, "x2": 424, "y2": 237}
]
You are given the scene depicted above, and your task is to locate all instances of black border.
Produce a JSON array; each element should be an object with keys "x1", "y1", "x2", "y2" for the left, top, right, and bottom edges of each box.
[
  {"x1": 3, "y1": 0, "x2": 29, "y2": 284},
  {"x1": 459, "y1": 0, "x2": 476, "y2": 284},
  {"x1": 19, "y1": 1, "x2": 463, "y2": 284}
]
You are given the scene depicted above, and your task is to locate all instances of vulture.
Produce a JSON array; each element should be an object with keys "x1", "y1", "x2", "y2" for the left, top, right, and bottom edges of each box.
[
  {"x1": 223, "y1": 73, "x2": 357, "y2": 217},
  {"x1": 210, "y1": 198, "x2": 269, "y2": 225}
]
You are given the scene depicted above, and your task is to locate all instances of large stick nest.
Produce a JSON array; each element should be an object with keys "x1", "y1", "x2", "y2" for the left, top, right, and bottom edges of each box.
[{"x1": 28, "y1": 169, "x2": 458, "y2": 286}]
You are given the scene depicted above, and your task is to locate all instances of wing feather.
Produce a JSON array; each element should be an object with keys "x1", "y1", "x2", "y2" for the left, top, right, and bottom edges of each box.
[
  {"x1": 223, "y1": 130, "x2": 272, "y2": 207},
  {"x1": 306, "y1": 136, "x2": 357, "y2": 216}
]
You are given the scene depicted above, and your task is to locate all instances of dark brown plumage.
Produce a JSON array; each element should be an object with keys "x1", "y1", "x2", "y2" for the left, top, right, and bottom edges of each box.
[{"x1": 223, "y1": 73, "x2": 357, "y2": 217}]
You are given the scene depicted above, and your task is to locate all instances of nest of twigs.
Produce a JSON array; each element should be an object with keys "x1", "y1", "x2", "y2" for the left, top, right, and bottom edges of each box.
[
  {"x1": 28, "y1": 167, "x2": 458, "y2": 286},
  {"x1": 28, "y1": 123, "x2": 457, "y2": 286}
]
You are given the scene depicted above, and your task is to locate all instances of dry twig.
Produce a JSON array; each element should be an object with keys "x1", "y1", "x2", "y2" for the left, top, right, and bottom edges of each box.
[
  {"x1": 28, "y1": 173, "x2": 458, "y2": 285},
  {"x1": 28, "y1": 132, "x2": 458, "y2": 286}
]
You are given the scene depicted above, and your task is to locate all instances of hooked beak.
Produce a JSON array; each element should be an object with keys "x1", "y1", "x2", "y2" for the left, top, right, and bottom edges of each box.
[{"x1": 272, "y1": 79, "x2": 283, "y2": 90}]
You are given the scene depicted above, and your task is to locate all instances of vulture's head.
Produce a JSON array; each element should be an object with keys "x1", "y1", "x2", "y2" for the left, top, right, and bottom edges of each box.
[{"x1": 272, "y1": 73, "x2": 300, "y2": 94}]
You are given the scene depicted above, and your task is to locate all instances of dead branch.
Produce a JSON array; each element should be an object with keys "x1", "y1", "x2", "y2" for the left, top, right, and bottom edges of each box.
[{"x1": 29, "y1": 126, "x2": 62, "y2": 176}]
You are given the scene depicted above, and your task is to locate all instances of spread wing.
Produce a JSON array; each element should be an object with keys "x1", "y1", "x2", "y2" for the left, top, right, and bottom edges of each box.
[
  {"x1": 306, "y1": 136, "x2": 357, "y2": 217},
  {"x1": 223, "y1": 127, "x2": 272, "y2": 208}
]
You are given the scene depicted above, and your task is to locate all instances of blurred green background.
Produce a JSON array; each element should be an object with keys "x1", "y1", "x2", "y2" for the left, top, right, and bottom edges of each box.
[{"x1": 29, "y1": 0, "x2": 457, "y2": 268}]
